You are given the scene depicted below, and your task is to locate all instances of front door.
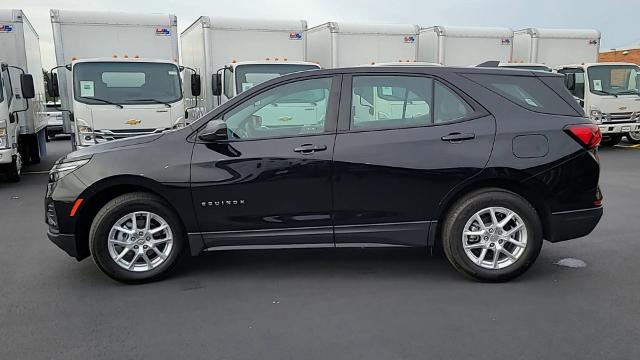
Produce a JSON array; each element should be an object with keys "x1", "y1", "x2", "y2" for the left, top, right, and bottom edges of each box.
[
  {"x1": 191, "y1": 75, "x2": 340, "y2": 248},
  {"x1": 333, "y1": 73, "x2": 495, "y2": 246}
]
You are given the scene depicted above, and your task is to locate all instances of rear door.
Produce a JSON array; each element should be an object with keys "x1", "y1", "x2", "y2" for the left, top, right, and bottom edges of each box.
[{"x1": 333, "y1": 72, "x2": 495, "y2": 246}]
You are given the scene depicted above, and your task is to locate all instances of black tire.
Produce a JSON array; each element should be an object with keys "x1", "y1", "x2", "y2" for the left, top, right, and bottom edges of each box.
[
  {"x1": 626, "y1": 131, "x2": 640, "y2": 144},
  {"x1": 441, "y1": 188, "x2": 543, "y2": 282},
  {"x1": 600, "y1": 134, "x2": 622, "y2": 147},
  {"x1": 4, "y1": 154, "x2": 21, "y2": 182},
  {"x1": 89, "y1": 192, "x2": 184, "y2": 284}
]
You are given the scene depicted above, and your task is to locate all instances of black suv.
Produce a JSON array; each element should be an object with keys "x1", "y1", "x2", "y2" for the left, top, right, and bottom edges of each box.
[{"x1": 45, "y1": 66, "x2": 603, "y2": 283}]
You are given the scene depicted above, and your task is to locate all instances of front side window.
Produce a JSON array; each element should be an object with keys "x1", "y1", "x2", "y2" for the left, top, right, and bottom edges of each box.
[
  {"x1": 73, "y1": 62, "x2": 182, "y2": 106},
  {"x1": 235, "y1": 64, "x2": 320, "y2": 94},
  {"x1": 351, "y1": 75, "x2": 473, "y2": 130},
  {"x1": 0, "y1": 75, "x2": 4, "y2": 103},
  {"x1": 223, "y1": 77, "x2": 332, "y2": 140},
  {"x1": 587, "y1": 65, "x2": 640, "y2": 96},
  {"x1": 1, "y1": 69, "x2": 13, "y2": 106}
]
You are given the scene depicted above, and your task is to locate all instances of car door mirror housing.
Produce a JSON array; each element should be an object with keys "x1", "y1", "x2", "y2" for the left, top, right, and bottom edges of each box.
[
  {"x1": 199, "y1": 119, "x2": 228, "y2": 141},
  {"x1": 211, "y1": 73, "x2": 222, "y2": 96},
  {"x1": 190, "y1": 74, "x2": 201, "y2": 97},
  {"x1": 20, "y1": 74, "x2": 35, "y2": 99}
]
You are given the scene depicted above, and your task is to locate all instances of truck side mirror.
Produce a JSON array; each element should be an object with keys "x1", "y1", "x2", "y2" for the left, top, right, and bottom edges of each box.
[
  {"x1": 564, "y1": 73, "x2": 576, "y2": 91},
  {"x1": 48, "y1": 73, "x2": 60, "y2": 98},
  {"x1": 190, "y1": 74, "x2": 201, "y2": 97},
  {"x1": 20, "y1": 74, "x2": 35, "y2": 99},
  {"x1": 211, "y1": 73, "x2": 222, "y2": 96},
  {"x1": 198, "y1": 119, "x2": 227, "y2": 141}
]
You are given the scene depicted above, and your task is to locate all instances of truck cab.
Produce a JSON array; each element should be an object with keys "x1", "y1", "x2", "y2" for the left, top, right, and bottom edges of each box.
[
  {"x1": 0, "y1": 62, "x2": 36, "y2": 181},
  {"x1": 213, "y1": 60, "x2": 321, "y2": 106},
  {"x1": 558, "y1": 62, "x2": 640, "y2": 146},
  {"x1": 51, "y1": 58, "x2": 194, "y2": 149}
]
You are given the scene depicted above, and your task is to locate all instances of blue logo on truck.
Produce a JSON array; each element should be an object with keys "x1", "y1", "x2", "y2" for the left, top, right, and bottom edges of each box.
[
  {"x1": 0, "y1": 24, "x2": 13, "y2": 33},
  {"x1": 289, "y1": 32, "x2": 303, "y2": 40},
  {"x1": 155, "y1": 28, "x2": 171, "y2": 36}
]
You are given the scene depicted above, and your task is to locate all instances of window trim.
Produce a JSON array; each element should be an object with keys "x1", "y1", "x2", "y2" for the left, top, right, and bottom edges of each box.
[
  {"x1": 194, "y1": 74, "x2": 342, "y2": 144},
  {"x1": 338, "y1": 72, "x2": 488, "y2": 133}
]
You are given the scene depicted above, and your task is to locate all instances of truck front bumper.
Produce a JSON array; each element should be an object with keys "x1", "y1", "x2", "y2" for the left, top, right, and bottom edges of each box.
[
  {"x1": 598, "y1": 122, "x2": 640, "y2": 135},
  {"x1": 0, "y1": 148, "x2": 16, "y2": 164}
]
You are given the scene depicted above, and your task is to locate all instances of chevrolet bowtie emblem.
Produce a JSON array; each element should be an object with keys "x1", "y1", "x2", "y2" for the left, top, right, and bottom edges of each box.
[
  {"x1": 126, "y1": 119, "x2": 142, "y2": 125},
  {"x1": 619, "y1": 107, "x2": 627, "y2": 111}
]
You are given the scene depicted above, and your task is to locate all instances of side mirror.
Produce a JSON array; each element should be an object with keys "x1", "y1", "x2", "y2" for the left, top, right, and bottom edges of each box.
[
  {"x1": 190, "y1": 73, "x2": 201, "y2": 97},
  {"x1": 211, "y1": 73, "x2": 222, "y2": 96},
  {"x1": 198, "y1": 119, "x2": 227, "y2": 141},
  {"x1": 20, "y1": 74, "x2": 35, "y2": 99},
  {"x1": 47, "y1": 73, "x2": 60, "y2": 98},
  {"x1": 564, "y1": 73, "x2": 576, "y2": 91}
]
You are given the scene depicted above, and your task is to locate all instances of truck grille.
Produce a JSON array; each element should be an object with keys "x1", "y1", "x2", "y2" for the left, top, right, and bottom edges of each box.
[
  {"x1": 604, "y1": 112, "x2": 640, "y2": 123},
  {"x1": 94, "y1": 128, "x2": 170, "y2": 141}
]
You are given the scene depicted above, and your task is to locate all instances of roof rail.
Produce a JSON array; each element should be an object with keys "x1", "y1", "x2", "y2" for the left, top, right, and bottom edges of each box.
[{"x1": 476, "y1": 61, "x2": 500, "y2": 67}]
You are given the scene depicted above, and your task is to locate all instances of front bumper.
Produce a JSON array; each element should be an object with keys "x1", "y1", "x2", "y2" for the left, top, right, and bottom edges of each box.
[
  {"x1": 0, "y1": 148, "x2": 15, "y2": 164},
  {"x1": 547, "y1": 206, "x2": 603, "y2": 242},
  {"x1": 47, "y1": 229, "x2": 79, "y2": 258},
  {"x1": 598, "y1": 122, "x2": 640, "y2": 135}
]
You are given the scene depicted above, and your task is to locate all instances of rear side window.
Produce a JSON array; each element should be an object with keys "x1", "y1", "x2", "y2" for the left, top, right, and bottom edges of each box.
[{"x1": 463, "y1": 74, "x2": 578, "y2": 116}]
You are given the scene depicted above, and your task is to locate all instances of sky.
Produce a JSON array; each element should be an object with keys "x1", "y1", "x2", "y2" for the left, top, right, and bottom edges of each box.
[{"x1": 4, "y1": 0, "x2": 639, "y2": 69}]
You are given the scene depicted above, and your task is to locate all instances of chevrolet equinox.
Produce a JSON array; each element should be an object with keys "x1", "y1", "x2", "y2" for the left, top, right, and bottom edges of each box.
[{"x1": 45, "y1": 66, "x2": 603, "y2": 283}]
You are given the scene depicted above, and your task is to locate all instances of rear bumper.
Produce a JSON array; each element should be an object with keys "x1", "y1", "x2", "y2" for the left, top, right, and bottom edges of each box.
[
  {"x1": 598, "y1": 122, "x2": 640, "y2": 135},
  {"x1": 547, "y1": 206, "x2": 603, "y2": 242},
  {"x1": 47, "y1": 229, "x2": 79, "y2": 259}
]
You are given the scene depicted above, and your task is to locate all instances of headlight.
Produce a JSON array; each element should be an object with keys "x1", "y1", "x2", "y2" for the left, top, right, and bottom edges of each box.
[
  {"x1": 0, "y1": 128, "x2": 7, "y2": 149},
  {"x1": 77, "y1": 125, "x2": 96, "y2": 146},
  {"x1": 49, "y1": 157, "x2": 91, "y2": 182},
  {"x1": 590, "y1": 109, "x2": 603, "y2": 124}
]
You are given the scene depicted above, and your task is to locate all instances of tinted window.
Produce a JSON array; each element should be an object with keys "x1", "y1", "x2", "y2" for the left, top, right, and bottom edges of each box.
[
  {"x1": 464, "y1": 74, "x2": 576, "y2": 115},
  {"x1": 434, "y1": 81, "x2": 472, "y2": 123},
  {"x1": 223, "y1": 77, "x2": 331, "y2": 140},
  {"x1": 351, "y1": 76, "x2": 432, "y2": 130}
]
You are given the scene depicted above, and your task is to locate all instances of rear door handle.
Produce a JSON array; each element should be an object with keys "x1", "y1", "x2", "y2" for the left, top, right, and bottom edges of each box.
[
  {"x1": 441, "y1": 133, "x2": 475, "y2": 143},
  {"x1": 294, "y1": 144, "x2": 328, "y2": 154}
]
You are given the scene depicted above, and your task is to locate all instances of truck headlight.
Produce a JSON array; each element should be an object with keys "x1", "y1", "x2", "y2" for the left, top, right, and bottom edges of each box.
[
  {"x1": 0, "y1": 128, "x2": 7, "y2": 149},
  {"x1": 77, "y1": 125, "x2": 96, "y2": 145},
  {"x1": 590, "y1": 109, "x2": 603, "y2": 124},
  {"x1": 49, "y1": 157, "x2": 91, "y2": 182}
]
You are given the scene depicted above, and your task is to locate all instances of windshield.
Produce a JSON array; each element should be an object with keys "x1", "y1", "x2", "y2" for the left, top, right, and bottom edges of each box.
[
  {"x1": 73, "y1": 62, "x2": 182, "y2": 106},
  {"x1": 507, "y1": 65, "x2": 552, "y2": 72},
  {"x1": 587, "y1": 65, "x2": 640, "y2": 96},
  {"x1": 235, "y1": 64, "x2": 320, "y2": 94}
]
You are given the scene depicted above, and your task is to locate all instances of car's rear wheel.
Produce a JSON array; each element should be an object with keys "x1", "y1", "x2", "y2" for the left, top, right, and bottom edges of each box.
[
  {"x1": 626, "y1": 131, "x2": 640, "y2": 144},
  {"x1": 89, "y1": 192, "x2": 184, "y2": 283},
  {"x1": 442, "y1": 189, "x2": 543, "y2": 282}
]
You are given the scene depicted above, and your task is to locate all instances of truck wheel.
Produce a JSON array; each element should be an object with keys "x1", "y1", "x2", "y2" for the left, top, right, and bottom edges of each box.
[
  {"x1": 600, "y1": 134, "x2": 622, "y2": 147},
  {"x1": 5, "y1": 154, "x2": 22, "y2": 182},
  {"x1": 626, "y1": 131, "x2": 640, "y2": 144},
  {"x1": 89, "y1": 192, "x2": 184, "y2": 283},
  {"x1": 441, "y1": 189, "x2": 543, "y2": 282}
]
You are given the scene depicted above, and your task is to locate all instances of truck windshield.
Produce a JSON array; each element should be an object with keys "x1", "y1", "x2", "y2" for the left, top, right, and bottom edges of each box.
[
  {"x1": 587, "y1": 65, "x2": 640, "y2": 96},
  {"x1": 235, "y1": 64, "x2": 320, "y2": 94},
  {"x1": 73, "y1": 62, "x2": 182, "y2": 106}
]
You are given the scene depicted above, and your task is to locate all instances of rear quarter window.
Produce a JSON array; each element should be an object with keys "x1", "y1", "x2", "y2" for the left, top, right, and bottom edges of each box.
[{"x1": 462, "y1": 73, "x2": 580, "y2": 116}]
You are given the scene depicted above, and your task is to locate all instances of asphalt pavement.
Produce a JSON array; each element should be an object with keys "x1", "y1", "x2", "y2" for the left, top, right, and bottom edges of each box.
[{"x1": 1, "y1": 137, "x2": 639, "y2": 360}]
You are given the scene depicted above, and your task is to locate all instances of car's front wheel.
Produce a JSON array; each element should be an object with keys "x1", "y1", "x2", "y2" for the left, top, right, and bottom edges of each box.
[
  {"x1": 89, "y1": 192, "x2": 184, "y2": 283},
  {"x1": 441, "y1": 189, "x2": 543, "y2": 282}
]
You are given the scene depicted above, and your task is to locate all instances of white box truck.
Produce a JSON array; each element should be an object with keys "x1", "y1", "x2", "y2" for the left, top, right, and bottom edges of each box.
[
  {"x1": 512, "y1": 28, "x2": 601, "y2": 68},
  {"x1": 417, "y1": 26, "x2": 513, "y2": 66},
  {"x1": 0, "y1": 9, "x2": 46, "y2": 181},
  {"x1": 306, "y1": 22, "x2": 420, "y2": 68},
  {"x1": 50, "y1": 10, "x2": 199, "y2": 150},
  {"x1": 181, "y1": 17, "x2": 321, "y2": 117},
  {"x1": 558, "y1": 62, "x2": 640, "y2": 146}
]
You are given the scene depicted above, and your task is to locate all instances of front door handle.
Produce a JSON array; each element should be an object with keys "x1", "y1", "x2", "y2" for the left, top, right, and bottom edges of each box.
[
  {"x1": 294, "y1": 144, "x2": 327, "y2": 154},
  {"x1": 441, "y1": 132, "x2": 475, "y2": 143}
]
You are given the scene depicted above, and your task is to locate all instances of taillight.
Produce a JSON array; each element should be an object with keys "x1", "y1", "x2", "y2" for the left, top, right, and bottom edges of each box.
[{"x1": 564, "y1": 124, "x2": 602, "y2": 150}]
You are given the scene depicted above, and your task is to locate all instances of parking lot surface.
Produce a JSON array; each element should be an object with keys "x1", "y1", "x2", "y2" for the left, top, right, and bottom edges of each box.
[{"x1": 1, "y1": 138, "x2": 639, "y2": 360}]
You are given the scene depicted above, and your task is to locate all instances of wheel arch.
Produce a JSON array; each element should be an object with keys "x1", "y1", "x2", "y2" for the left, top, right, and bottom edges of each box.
[
  {"x1": 432, "y1": 174, "x2": 552, "y2": 247},
  {"x1": 73, "y1": 175, "x2": 189, "y2": 260}
]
